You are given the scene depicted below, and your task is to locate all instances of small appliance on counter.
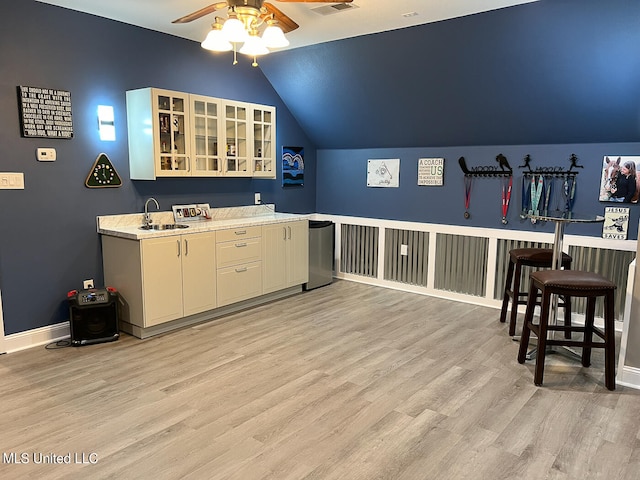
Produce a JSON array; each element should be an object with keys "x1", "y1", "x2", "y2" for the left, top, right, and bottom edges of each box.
[
  {"x1": 172, "y1": 203, "x2": 211, "y2": 223},
  {"x1": 67, "y1": 287, "x2": 120, "y2": 346}
]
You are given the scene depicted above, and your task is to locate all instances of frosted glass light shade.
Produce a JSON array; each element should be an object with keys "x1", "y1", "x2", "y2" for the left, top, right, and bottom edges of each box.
[
  {"x1": 239, "y1": 34, "x2": 269, "y2": 56},
  {"x1": 222, "y1": 17, "x2": 248, "y2": 43},
  {"x1": 201, "y1": 28, "x2": 232, "y2": 52},
  {"x1": 262, "y1": 25, "x2": 289, "y2": 49}
]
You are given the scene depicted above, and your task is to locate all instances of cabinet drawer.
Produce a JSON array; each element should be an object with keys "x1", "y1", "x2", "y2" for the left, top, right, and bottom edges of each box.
[
  {"x1": 216, "y1": 237, "x2": 261, "y2": 268},
  {"x1": 216, "y1": 226, "x2": 261, "y2": 243},
  {"x1": 217, "y1": 261, "x2": 262, "y2": 307}
]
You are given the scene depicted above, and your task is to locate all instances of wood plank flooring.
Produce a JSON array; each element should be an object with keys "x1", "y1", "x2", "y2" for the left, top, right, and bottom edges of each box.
[{"x1": 0, "y1": 280, "x2": 638, "y2": 479}]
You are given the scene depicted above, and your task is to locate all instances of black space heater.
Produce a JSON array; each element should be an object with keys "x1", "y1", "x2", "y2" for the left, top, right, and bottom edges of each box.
[{"x1": 67, "y1": 287, "x2": 120, "y2": 346}]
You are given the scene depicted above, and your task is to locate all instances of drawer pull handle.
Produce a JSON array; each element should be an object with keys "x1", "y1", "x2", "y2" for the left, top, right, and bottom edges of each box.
[
  {"x1": 235, "y1": 230, "x2": 247, "y2": 235},
  {"x1": 235, "y1": 242, "x2": 247, "y2": 248},
  {"x1": 235, "y1": 267, "x2": 248, "y2": 273}
]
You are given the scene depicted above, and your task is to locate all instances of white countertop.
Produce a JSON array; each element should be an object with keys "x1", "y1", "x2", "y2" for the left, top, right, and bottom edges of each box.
[{"x1": 97, "y1": 204, "x2": 310, "y2": 240}]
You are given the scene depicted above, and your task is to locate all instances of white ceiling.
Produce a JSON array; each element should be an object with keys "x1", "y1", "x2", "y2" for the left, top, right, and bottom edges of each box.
[{"x1": 36, "y1": 0, "x2": 538, "y2": 51}]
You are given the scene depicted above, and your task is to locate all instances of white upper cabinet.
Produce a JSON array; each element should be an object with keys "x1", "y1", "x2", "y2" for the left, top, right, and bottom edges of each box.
[
  {"x1": 126, "y1": 87, "x2": 276, "y2": 180},
  {"x1": 252, "y1": 105, "x2": 276, "y2": 178},
  {"x1": 191, "y1": 94, "x2": 223, "y2": 176}
]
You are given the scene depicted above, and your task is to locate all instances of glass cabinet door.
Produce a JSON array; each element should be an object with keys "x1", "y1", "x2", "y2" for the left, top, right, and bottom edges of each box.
[
  {"x1": 192, "y1": 97, "x2": 221, "y2": 176},
  {"x1": 224, "y1": 104, "x2": 248, "y2": 175},
  {"x1": 157, "y1": 93, "x2": 189, "y2": 175},
  {"x1": 252, "y1": 107, "x2": 275, "y2": 177}
]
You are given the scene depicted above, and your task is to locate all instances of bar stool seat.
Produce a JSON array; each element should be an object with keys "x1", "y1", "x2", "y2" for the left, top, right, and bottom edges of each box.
[
  {"x1": 517, "y1": 269, "x2": 617, "y2": 390},
  {"x1": 500, "y1": 248, "x2": 572, "y2": 336}
]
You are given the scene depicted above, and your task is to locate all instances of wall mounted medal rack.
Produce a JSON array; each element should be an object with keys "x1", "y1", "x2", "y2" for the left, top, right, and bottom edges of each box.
[
  {"x1": 518, "y1": 153, "x2": 583, "y2": 177},
  {"x1": 458, "y1": 154, "x2": 513, "y2": 177},
  {"x1": 518, "y1": 154, "x2": 582, "y2": 220},
  {"x1": 458, "y1": 154, "x2": 514, "y2": 222}
]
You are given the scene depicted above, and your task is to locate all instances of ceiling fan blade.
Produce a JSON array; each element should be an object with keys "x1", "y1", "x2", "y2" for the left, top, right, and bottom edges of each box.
[
  {"x1": 263, "y1": 3, "x2": 299, "y2": 33},
  {"x1": 275, "y1": 0, "x2": 352, "y2": 2},
  {"x1": 172, "y1": 2, "x2": 229, "y2": 24}
]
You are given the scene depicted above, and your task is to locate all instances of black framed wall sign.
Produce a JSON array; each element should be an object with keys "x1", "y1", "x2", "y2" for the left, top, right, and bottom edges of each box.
[{"x1": 17, "y1": 85, "x2": 73, "y2": 138}]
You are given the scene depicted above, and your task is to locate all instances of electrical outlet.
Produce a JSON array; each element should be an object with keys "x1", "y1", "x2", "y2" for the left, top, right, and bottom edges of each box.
[
  {"x1": 400, "y1": 244, "x2": 408, "y2": 256},
  {"x1": 83, "y1": 279, "x2": 94, "y2": 290},
  {"x1": 0, "y1": 172, "x2": 24, "y2": 190},
  {"x1": 254, "y1": 192, "x2": 261, "y2": 205}
]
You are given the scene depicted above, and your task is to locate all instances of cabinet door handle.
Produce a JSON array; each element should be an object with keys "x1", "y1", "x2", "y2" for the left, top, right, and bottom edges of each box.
[
  {"x1": 235, "y1": 267, "x2": 248, "y2": 273},
  {"x1": 235, "y1": 230, "x2": 247, "y2": 235},
  {"x1": 288, "y1": 226, "x2": 291, "y2": 240},
  {"x1": 184, "y1": 239, "x2": 189, "y2": 256},
  {"x1": 177, "y1": 239, "x2": 181, "y2": 257},
  {"x1": 186, "y1": 157, "x2": 191, "y2": 173},
  {"x1": 283, "y1": 227, "x2": 286, "y2": 240},
  {"x1": 235, "y1": 242, "x2": 247, "y2": 248}
]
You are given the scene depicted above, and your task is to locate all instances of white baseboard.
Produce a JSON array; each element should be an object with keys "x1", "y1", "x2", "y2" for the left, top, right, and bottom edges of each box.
[
  {"x1": 616, "y1": 366, "x2": 640, "y2": 390},
  {"x1": 3, "y1": 321, "x2": 70, "y2": 353}
]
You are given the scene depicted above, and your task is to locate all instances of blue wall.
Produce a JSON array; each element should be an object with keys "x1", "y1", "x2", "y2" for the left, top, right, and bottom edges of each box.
[
  {"x1": 317, "y1": 144, "x2": 640, "y2": 238},
  {"x1": 1, "y1": 0, "x2": 638, "y2": 336},
  {"x1": 261, "y1": 0, "x2": 640, "y2": 148},
  {"x1": 0, "y1": 1, "x2": 315, "y2": 335}
]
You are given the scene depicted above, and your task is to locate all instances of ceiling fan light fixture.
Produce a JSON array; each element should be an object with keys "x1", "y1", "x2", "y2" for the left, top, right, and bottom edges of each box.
[
  {"x1": 201, "y1": 19, "x2": 233, "y2": 52},
  {"x1": 239, "y1": 31, "x2": 269, "y2": 57},
  {"x1": 221, "y1": 13, "x2": 248, "y2": 43},
  {"x1": 262, "y1": 22, "x2": 289, "y2": 49}
]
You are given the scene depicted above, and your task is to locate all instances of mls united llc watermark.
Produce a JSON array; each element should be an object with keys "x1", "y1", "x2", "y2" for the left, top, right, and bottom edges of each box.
[{"x1": 3, "y1": 451, "x2": 98, "y2": 465}]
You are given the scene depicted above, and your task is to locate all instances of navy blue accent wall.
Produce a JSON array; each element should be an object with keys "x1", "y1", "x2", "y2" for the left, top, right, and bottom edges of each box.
[
  {"x1": 316, "y1": 144, "x2": 640, "y2": 239},
  {"x1": 260, "y1": 0, "x2": 640, "y2": 149},
  {"x1": 1, "y1": 0, "x2": 638, "y2": 337},
  {"x1": 0, "y1": 1, "x2": 315, "y2": 335}
]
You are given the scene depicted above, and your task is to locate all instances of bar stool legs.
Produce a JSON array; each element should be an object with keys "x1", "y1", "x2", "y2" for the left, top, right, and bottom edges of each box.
[
  {"x1": 517, "y1": 270, "x2": 617, "y2": 391},
  {"x1": 500, "y1": 248, "x2": 572, "y2": 337}
]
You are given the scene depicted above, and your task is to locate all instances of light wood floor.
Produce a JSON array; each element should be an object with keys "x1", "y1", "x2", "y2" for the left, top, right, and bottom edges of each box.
[{"x1": 0, "y1": 280, "x2": 639, "y2": 479}]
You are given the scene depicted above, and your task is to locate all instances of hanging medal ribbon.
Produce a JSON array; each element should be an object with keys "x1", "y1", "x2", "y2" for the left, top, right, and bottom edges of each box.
[
  {"x1": 529, "y1": 175, "x2": 544, "y2": 223},
  {"x1": 521, "y1": 175, "x2": 531, "y2": 218},
  {"x1": 501, "y1": 175, "x2": 513, "y2": 224},
  {"x1": 463, "y1": 175, "x2": 472, "y2": 219},
  {"x1": 542, "y1": 176, "x2": 553, "y2": 216},
  {"x1": 565, "y1": 175, "x2": 577, "y2": 213}
]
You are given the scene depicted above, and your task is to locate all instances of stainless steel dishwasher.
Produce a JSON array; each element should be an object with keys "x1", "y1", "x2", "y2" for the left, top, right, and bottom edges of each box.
[{"x1": 304, "y1": 220, "x2": 335, "y2": 290}]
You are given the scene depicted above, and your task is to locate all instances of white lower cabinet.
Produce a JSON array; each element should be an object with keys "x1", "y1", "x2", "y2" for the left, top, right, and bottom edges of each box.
[
  {"x1": 262, "y1": 220, "x2": 309, "y2": 294},
  {"x1": 101, "y1": 219, "x2": 309, "y2": 337},
  {"x1": 216, "y1": 262, "x2": 262, "y2": 307},
  {"x1": 216, "y1": 226, "x2": 262, "y2": 307},
  {"x1": 102, "y1": 232, "x2": 216, "y2": 328}
]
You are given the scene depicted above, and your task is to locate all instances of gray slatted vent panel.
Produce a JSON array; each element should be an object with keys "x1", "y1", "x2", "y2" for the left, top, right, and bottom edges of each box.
[
  {"x1": 493, "y1": 239, "x2": 554, "y2": 302},
  {"x1": 567, "y1": 246, "x2": 634, "y2": 321},
  {"x1": 384, "y1": 229, "x2": 429, "y2": 286},
  {"x1": 435, "y1": 234, "x2": 488, "y2": 297},
  {"x1": 340, "y1": 224, "x2": 378, "y2": 277}
]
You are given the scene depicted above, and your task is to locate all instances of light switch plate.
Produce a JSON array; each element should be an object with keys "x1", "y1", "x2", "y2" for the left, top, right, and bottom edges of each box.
[
  {"x1": 36, "y1": 148, "x2": 56, "y2": 161},
  {"x1": 0, "y1": 173, "x2": 25, "y2": 190}
]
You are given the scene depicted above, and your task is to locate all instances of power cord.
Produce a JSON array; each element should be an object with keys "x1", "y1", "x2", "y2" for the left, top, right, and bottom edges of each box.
[{"x1": 45, "y1": 339, "x2": 71, "y2": 349}]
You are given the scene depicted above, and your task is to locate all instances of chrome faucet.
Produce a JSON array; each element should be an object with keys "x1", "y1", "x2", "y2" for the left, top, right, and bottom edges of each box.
[{"x1": 144, "y1": 197, "x2": 160, "y2": 226}]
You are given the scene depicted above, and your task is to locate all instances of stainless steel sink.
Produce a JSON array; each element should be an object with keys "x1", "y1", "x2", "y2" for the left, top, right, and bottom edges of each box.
[{"x1": 139, "y1": 224, "x2": 189, "y2": 230}]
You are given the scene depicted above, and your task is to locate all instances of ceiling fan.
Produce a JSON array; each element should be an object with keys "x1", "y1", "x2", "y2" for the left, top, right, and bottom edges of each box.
[
  {"x1": 173, "y1": 1, "x2": 353, "y2": 32},
  {"x1": 173, "y1": 0, "x2": 353, "y2": 65}
]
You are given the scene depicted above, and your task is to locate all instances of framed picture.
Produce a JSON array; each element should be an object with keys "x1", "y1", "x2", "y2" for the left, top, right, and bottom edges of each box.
[
  {"x1": 418, "y1": 157, "x2": 444, "y2": 186},
  {"x1": 599, "y1": 156, "x2": 640, "y2": 203},
  {"x1": 282, "y1": 146, "x2": 304, "y2": 187},
  {"x1": 367, "y1": 159, "x2": 400, "y2": 188},
  {"x1": 602, "y1": 206, "x2": 630, "y2": 239}
]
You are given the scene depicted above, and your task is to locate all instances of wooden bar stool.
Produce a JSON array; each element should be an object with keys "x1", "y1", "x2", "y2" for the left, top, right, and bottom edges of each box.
[
  {"x1": 500, "y1": 248, "x2": 572, "y2": 336},
  {"x1": 517, "y1": 270, "x2": 617, "y2": 390}
]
